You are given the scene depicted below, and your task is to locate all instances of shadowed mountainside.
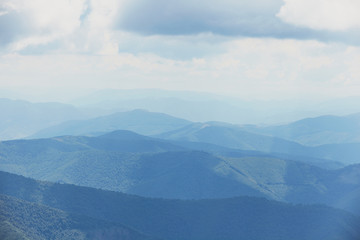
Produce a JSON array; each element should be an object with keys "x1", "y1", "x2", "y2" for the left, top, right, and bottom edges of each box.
[
  {"x1": 0, "y1": 171, "x2": 359, "y2": 240},
  {"x1": 0, "y1": 194, "x2": 158, "y2": 240}
]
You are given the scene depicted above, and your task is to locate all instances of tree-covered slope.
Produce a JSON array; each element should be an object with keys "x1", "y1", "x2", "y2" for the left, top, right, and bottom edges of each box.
[
  {"x1": 0, "y1": 130, "x2": 184, "y2": 176},
  {"x1": 0, "y1": 194, "x2": 157, "y2": 240},
  {"x1": 0, "y1": 220, "x2": 29, "y2": 240},
  {"x1": 0, "y1": 132, "x2": 359, "y2": 211},
  {"x1": 0, "y1": 171, "x2": 359, "y2": 240}
]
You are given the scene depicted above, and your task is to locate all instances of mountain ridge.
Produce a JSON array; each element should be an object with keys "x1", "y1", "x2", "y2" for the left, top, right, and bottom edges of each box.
[
  {"x1": 0, "y1": 170, "x2": 359, "y2": 240},
  {"x1": 30, "y1": 109, "x2": 192, "y2": 138},
  {"x1": 242, "y1": 113, "x2": 360, "y2": 146},
  {"x1": 0, "y1": 131, "x2": 359, "y2": 213}
]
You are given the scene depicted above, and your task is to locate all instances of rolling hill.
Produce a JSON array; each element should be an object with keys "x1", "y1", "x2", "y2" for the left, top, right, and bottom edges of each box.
[
  {"x1": 0, "y1": 131, "x2": 359, "y2": 212},
  {"x1": 30, "y1": 109, "x2": 192, "y2": 138},
  {"x1": 0, "y1": 171, "x2": 359, "y2": 240},
  {"x1": 158, "y1": 122, "x2": 360, "y2": 165},
  {"x1": 157, "y1": 122, "x2": 308, "y2": 152},
  {"x1": 243, "y1": 113, "x2": 360, "y2": 146}
]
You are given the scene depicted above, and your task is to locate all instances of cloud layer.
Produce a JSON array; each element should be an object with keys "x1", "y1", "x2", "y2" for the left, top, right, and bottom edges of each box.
[
  {"x1": 0, "y1": 0, "x2": 359, "y2": 102},
  {"x1": 1, "y1": 0, "x2": 360, "y2": 53},
  {"x1": 1, "y1": 38, "x2": 359, "y2": 100}
]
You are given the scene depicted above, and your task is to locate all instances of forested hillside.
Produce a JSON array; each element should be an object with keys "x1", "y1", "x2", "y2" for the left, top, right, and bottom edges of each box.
[
  {"x1": 1, "y1": 131, "x2": 359, "y2": 214},
  {"x1": 0, "y1": 194, "x2": 157, "y2": 240},
  {"x1": 1, "y1": 171, "x2": 359, "y2": 240}
]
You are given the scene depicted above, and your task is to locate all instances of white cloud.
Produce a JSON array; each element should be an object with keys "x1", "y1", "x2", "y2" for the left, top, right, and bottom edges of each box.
[
  {"x1": 1, "y1": 0, "x2": 87, "y2": 51},
  {"x1": 2, "y1": 0, "x2": 360, "y2": 54},
  {"x1": 77, "y1": 0, "x2": 121, "y2": 55},
  {"x1": 1, "y1": 0, "x2": 360, "y2": 103},
  {"x1": 277, "y1": 0, "x2": 360, "y2": 31},
  {"x1": 0, "y1": 0, "x2": 127, "y2": 55},
  {"x1": 1, "y1": 38, "x2": 359, "y2": 100}
]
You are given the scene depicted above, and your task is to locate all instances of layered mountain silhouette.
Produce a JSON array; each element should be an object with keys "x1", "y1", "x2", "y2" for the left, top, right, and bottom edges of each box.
[
  {"x1": 24, "y1": 107, "x2": 360, "y2": 164},
  {"x1": 1, "y1": 130, "x2": 359, "y2": 214},
  {"x1": 0, "y1": 98, "x2": 96, "y2": 140},
  {"x1": 243, "y1": 113, "x2": 360, "y2": 146},
  {"x1": 158, "y1": 122, "x2": 360, "y2": 165},
  {"x1": 2, "y1": 98, "x2": 360, "y2": 240},
  {"x1": 31, "y1": 109, "x2": 191, "y2": 138}
]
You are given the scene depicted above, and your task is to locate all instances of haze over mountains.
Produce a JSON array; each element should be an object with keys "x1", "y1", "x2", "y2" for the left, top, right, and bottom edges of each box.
[
  {"x1": 1, "y1": 91, "x2": 360, "y2": 240},
  {"x1": 4, "y1": 0, "x2": 360, "y2": 237},
  {"x1": 31, "y1": 109, "x2": 191, "y2": 138},
  {"x1": 4, "y1": 88, "x2": 360, "y2": 138},
  {"x1": 0, "y1": 98, "x2": 108, "y2": 141},
  {"x1": 242, "y1": 113, "x2": 360, "y2": 146},
  {"x1": 2, "y1": 90, "x2": 360, "y2": 143},
  {"x1": 70, "y1": 89, "x2": 360, "y2": 124},
  {"x1": 0, "y1": 99, "x2": 84, "y2": 140},
  {"x1": 10, "y1": 98, "x2": 355, "y2": 164}
]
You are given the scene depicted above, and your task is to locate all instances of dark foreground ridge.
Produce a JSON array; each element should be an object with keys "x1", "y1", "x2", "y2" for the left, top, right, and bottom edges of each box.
[
  {"x1": 1, "y1": 170, "x2": 359, "y2": 240},
  {"x1": 0, "y1": 194, "x2": 157, "y2": 240}
]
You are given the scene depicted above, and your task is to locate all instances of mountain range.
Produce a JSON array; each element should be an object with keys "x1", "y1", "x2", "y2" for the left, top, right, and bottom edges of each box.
[
  {"x1": 1, "y1": 94, "x2": 360, "y2": 240},
  {"x1": 1, "y1": 130, "x2": 359, "y2": 214},
  {"x1": 21, "y1": 108, "x2": 360, "y2": 166},
  {"x1": 71, "y1": 89, "x2": 360, "y2": 124},
  {"x1": 158, "y1": 122, "x2": 360, "y2": 165},
  {"x1": 0, "y1": 98, "x2": 103, "y2": 140},
  {"x1": 242, "y1": 113, "x2": 360, "y2": 146},
  {"x1": 30, "y1": 109, "x2": 191, "y2": 138}
]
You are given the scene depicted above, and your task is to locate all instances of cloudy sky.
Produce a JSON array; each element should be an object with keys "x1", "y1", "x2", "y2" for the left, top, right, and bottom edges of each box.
[{"x1": 0, "y1": 0, "x2": 360, "y2": 101}]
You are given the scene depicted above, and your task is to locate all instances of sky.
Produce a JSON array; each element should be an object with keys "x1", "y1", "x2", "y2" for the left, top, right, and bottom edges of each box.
[{"x1": 0, "y1": 0, "x2": 360, "y2": 102}]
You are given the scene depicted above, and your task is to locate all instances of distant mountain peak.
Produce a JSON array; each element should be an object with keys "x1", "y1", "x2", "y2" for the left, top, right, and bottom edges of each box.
[
  {"x1": 98, "y1": 130, "x2": 149, "y2": 140},
  {"x1": 30, "y1": 109, "x2": 192, "y2": 138}
]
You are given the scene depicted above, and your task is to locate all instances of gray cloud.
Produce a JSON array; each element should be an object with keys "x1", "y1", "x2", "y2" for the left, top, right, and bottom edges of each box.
[
  {"x1": 114, "y1": 0, "x2": 360, "y2": 44},
  {"x1": 0, "y1": 11, "x2": 31, "y2": 47},
  {"x1": 1, "y1": 0, "x2": 359, "y2": 54},
  {"x1": 116, "y1": 0, "x2": 306, "y2": 36}
]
